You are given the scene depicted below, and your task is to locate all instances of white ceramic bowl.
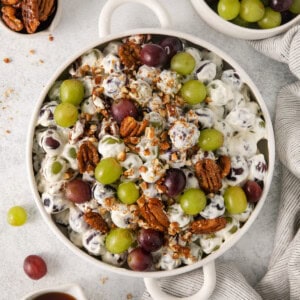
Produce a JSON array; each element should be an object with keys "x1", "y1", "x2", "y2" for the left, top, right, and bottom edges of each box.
[
  {"x1": 191, "y1": 0, "x2": 300, "y2": 40},
  {"x1": 0, "y1": 0, "x2": 62, "y2": 37},
  {"x1": 26, "y1": 0, "x2": 275, "y2": 299}
]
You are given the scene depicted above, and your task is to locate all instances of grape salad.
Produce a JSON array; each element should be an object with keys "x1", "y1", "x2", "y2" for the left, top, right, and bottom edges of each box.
[{"x1": 33, "y1": 34, "x2": 268, "y2": 271}]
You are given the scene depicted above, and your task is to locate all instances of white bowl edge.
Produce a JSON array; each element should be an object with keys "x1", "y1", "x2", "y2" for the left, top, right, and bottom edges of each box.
[{"x1": 191, "y1": 0, "x2": 300, "y2": 40}]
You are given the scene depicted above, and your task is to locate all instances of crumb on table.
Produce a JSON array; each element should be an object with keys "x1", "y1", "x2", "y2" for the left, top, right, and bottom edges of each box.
[
  {"x1": 99, "y1": 276, "x2": 109, "y2": 284},
  {"x1": 48, "y1": 34, "x2": 54, "y2": 41},
  {"x1": 3, "y1": 58, "x2": 11, "y2": 63},
  {"x1": 29, "y1": 49, "x2": 36, "y2": 55},
  {"x1": 126, "y1": 293, "x2": 133, "y2": 299}
]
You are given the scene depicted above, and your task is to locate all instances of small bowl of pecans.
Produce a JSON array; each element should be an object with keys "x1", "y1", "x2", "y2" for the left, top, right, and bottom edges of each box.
[{"x1": 0, "y1": 0, "x2": 62, "y2": 36}]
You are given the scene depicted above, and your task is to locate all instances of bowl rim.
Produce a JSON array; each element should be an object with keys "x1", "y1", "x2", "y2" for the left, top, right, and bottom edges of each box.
[
  {"x1": 191, "y1": 0, "x2": 300, "y2": 39},
  {"x1": 0, "y1": 0, "x2": 62, "y2": 37},
  {"x1": 26, "y1": 27, "x2": 275, "y2": 278}
]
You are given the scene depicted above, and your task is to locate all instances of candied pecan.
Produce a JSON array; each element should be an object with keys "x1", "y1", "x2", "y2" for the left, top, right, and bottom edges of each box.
[
  {"x1": 195, "y1": 159, "x2": 222, "y2": 193},
  {"x1": 123, "y1": 136, "x2": 140, "y2": 145},
  {"x1": 1, "y1": 6, "x2": 24, "y2": 32},
  {"x1": 1, "y1": 0, "x2": 20, "y2": 4},
  {"x1": 22, "y1": 0, "x2": 40, "y2": 33},
  {"x1": 155, "y1": 177, "x2": 167, "y2": 194},
  {"x1": 219, "y1": 155, "x2": 231, "y2": 178},
  {"x1": 118, "y1": 41, "x2": 141, "y2": 69},
  {"x1": 120, "y1": 116, "x2": 148, "y2": 138},
  {"x1": 137, "y1": 195, "x2": 169, "y2": 232},
  {"x1": 84, "y1": 211, "x2": 109, "y2": 233},
  {"x1": 77, "y1": 141, "x2": 100, "y2": 174},
  {"x1": 38, "y1": 0, "x2": 55, "y2": 21},
  {"x1": 190, "y1": 217, "x2": 227, "y2": 234}
]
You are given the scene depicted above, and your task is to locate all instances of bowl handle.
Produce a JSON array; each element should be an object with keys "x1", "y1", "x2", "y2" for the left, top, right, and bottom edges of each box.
[
  {"x1": 144, "y1": 261, "x2": 216, "y2": 300},
  {"x1": 98, "y1": 0, "x2": 172, "y2": 37}
]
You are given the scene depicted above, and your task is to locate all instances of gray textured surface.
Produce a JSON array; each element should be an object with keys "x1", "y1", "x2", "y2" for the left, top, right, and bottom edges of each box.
[{"x1": 0, "y1": 1, "x2": 296, "y2": 299}]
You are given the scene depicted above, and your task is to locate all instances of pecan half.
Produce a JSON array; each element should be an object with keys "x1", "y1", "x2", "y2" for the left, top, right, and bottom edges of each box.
[
  {"x1": 219, "y1": 155, "x2": 231, "y2": 178},
  {"x1": 22, "y1": 0, "x2": 40, "y2": 33},
  {"x1": 38, "y1": 0, "x2": 55, "y2": 21},
  {"x1": 84, "y1": 211, "x2": 109, "y2": 233},
  {"x1": 137, "y1": 195, "x2": 169, "y2": 232},
  {"x1": 1, "y1": 0, "x2": 20, "y2": 5},
  {"x1": 118, "y1": 41, "x2": 141, "y2": 69},
  {"x1": 1, "y1": 6, "x2": 24, "y2": 32},
  {"x1": 190, "y1": 217, "x2": 227, "y2": 234},
  {"x1": 77, "y1": 141, "x2": 100, "y2": 174},
  {"x1": 120, "y1": 116, "x2": 148, "y2": 138},
  {"x1": 195, "y1": 159, "x2": 222, "y2": 193}
]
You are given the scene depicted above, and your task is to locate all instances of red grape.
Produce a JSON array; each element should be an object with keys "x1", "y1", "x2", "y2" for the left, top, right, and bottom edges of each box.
[
  {"x1": 270, "y1": 0, "x2": 292, "y2": 12},
  {"x1": 23, "y1": 255, "x2": 47, "y2": 280},
  {"x1": 164, "y1": 168, "x2": 186, "y2": 197},
  {"x1": 65, "y1": 179, "x2": 91, "y2": 203},
  {"x1": 159, "y1": 37, "x2": 183, "y2": 61},
  {"x1": 127, "y1": 247, "x2": 152, "y2": 271},
  {"x1": 111, "y1": 99, "x2": 139, "y2": 124},
  {"x1": 243, "y1": 180, "x2": 263, "y2": 203},
  {"x1": 45, "y1": 136, "x2": 60, "y2": 149},
  {"x1": 137, "y1": 228, "x2": 164, "y2": 252},
  {"x1": 140, "y1": 44, "x2": 168, "y2": 67}
]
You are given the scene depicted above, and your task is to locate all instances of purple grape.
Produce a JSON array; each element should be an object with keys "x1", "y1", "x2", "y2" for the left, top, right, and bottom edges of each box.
[
  {"x1": 159, "y1": 37, "x2": 183, "y2": 61},
  {"x1": 45, "y1": 136, "x2": 60, "y2": 149},
  {"x1": 111, "y1": 99, "x2": 139, "y2": 124},
  {"x1": 23, "y1": 255, "x2": 47, "y2": 280},
  {"x1": 65, "y1": 179, "x2": 91, "y2": 204},
  {"x1": 137, "y1": 228, "x2": 164, "y2": 252},
  {"x1": 243, "y1": 180, "x2": 263, "y2": 203},
  {"x1": 270, "y1": 0, "x2": 293, "y2": 12},
  {"x1": 140, "y1": 44, "x2": 168, "y2": 67},
  {"x1": 164, "y1": 168, "x2": 186, "y2": 197},
  {"x1": 127, "y1": 247, "x2": 152, "y2": 271}
]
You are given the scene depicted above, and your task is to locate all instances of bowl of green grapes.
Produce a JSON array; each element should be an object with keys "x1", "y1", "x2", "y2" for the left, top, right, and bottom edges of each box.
[{"x1": 191, "y1": 0, "x2": 300, "y2": 39}]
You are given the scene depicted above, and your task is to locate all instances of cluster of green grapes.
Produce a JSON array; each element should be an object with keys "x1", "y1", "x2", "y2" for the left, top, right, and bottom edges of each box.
[{"x1": 207, "y1": 0, "x2": 300, "y2": 29}]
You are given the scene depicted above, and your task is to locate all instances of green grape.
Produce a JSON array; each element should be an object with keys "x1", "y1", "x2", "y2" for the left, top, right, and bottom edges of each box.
[
  {"x1": 95, "y1": 157, "x2": 122, "y2": 184},
  {"x1": 117, "y1": 182, "x2": 140, "y2": 204},
  {"x1": 105, "y1": 228, "x2": 133, "y2": 254},
  {"x1": 179, "y1": 188, "x2": 207, "y2": 215},
  {"x1": 7, "y1": 206, "x2": 27, "y2": 226},
  {"x1": 224, "y1": 186, "x2": 248, "y2": 214},
  {"x1": 218, "y1": 0, "x2": 241, "y2": 20},
  {"x1": 180, "y1": 80, "x2": 207, "y2": 105},
  {"x1": 102, "y1": 137, "x2": 122, "y2": 144},
  {"x1": 240, "y1": 0, "x2": 265, "y2": 22},
  {"x1": 258, "y1": 7, "x2": 281, "y2": 29},
  {"x1": 198, "y1": 128, "x2": 224, "y2": 151},
  {"x1": 170, "y1": 52, "x2": 195, "y2": 75},
  {"x1": 289, "y1": 0, "x2": 300, "y2": 13},
  {"x1": 68, "y1": 147, "x2": 77, "y2": 159},
  {"x1": 231, "y1": 15, "x2": 251, "y2": 27},
  {"x1": 60, "y1": 79, "x2": 85, "y2": 106},
  {"x1": 51, "y1": 161, "x2": 62, "y2": 174},
  {"x1": 54, "y1": 103, "x2": 78, "y2": 128}
]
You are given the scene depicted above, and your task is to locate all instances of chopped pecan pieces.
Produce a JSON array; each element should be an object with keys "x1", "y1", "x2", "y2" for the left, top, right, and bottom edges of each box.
[
  {"x1": 137, "y1": 195, "x2": 169, "y2": 232},
  {"x1": 219, "y1": 155, "x2": 231, "y2": 178},
  {"x1": 118, "y1": 41, "x2": 141, "y2": 69},
  {"x1": 1, "y1": 0, "x2": 21, "y2": 5},
  {"x1": 120, "y1": 116, "x2": 148, "y2": 138},
  {"x1": 1, "y1": 5, "x2": 24, "y2": 31},
  {"x1": 77, "y1": 141, "x2": 100, "y2": 174},
  {"x1": 190, "y1": 217, "x2": 227, "y2": 234},
  {"x1": 84, "y1": 211, "x2": 109, "y2": 233},
  {"x1": 195, "y1": 159, "x2": 222, "y2": 193},
  {"x1": 22, "y1": 0, "x2": 40, "y2": 33}
]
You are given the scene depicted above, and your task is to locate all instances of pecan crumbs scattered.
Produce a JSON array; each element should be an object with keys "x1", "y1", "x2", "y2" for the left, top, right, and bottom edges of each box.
[
  {"x1": 118, "y1": 41, "x2": 141, "y2": 70},
  {"x1": 77, "y1": 141, "x2": 100, "y2": 174}
]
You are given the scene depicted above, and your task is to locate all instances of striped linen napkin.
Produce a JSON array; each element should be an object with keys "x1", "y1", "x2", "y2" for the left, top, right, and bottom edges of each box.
[{"x1": 143, "y1": 26, "x2": 300, "y2": 300}]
